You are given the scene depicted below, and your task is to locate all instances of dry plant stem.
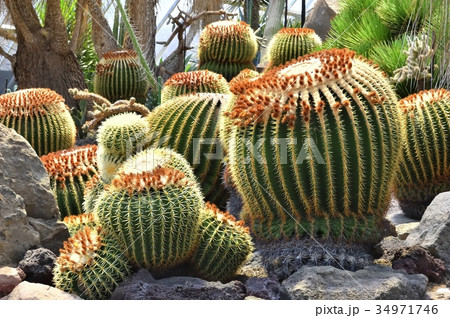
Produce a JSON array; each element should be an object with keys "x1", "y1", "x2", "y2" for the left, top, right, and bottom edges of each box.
[
  {"x1": 69, "y1": 88, "x2": 112, "y2": 107},
  {"x1": 83, "y1": 101, "x2": 150, "y2": 132}
]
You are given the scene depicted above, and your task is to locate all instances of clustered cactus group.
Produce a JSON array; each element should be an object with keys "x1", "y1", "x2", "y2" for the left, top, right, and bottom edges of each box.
[{"x1": 4, "y1": 16, "x2": 444, "y2": 300}]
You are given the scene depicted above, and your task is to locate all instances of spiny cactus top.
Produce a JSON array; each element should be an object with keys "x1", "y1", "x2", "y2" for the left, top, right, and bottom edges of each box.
[
  {"x1": 225, "y1": 48, "x2": 402, "y2": 242},
  {"x1": 94, "y1": 50, "x2": 149, "y2": 103},
  {"x1": 161, "y1": 70, "x2": 230, "y2": 103},
  {"x1": 63, "y1": 213, "x2": 99, "y2": 236},
  {"x1": 53, "y1": 226, "x2": 131, "y2": 299},
  {"x1": 266, "y1": 28, "x2": 322, "y2": 68},
  {"x1": 198, "y1": 21, "x2": 258, "y2": 63},
  {"x1": 41, "y1": 145, "x2": 99, "y2": 218},
  {"x1": 191, "y1": 202, "x2": 254, "y2": 281},
  {"x1": 394, "y1": 89, "x2": 450, "y2": 218},
  {"x1": 0, "y1": 88, "x2": 76, "y2": 156}
]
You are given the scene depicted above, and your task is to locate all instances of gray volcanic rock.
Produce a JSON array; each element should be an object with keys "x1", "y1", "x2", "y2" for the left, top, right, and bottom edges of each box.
[
  {"x1": 18, "y1": 248, "x2": 56, "y2": 285},
  {"x1": 282, "y1": 265, "x2": 428, "y2": 300},
  {"x1": 0, "y1": 186, "x2": 40, "y2": 266},
  {"x1": 0, "y1": 124, "x2": 59, "y2": 220},
  {"x1": 111, "y1": 269, "x2": 247, "y2": 300},
  {"x1": 405, "y1": 192, "x2": 450, "y2": 272}
]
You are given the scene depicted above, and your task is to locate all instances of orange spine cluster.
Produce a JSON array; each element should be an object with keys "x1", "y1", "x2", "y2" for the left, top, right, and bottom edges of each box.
[
  {"x1": 398, "y1": 88, "x2": 449, "y2": 114},
  {"x1": 205, "y1": 202, "x2": 249, "y2": 233},
  {"x1": 111, "y1": 167, "x2": 191, "y2": 194},
  {"x1": 0, "y1": 88, "x2": 66, "y2": 117},
  {"x1": 164, "y1": 70, "x2": 225, "y2": 89}
]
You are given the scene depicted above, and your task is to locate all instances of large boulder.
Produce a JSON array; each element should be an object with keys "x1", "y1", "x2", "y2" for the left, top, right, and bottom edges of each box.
[
  {"x1": 111, "y1": 269, "x2": 247, "y2": 300},
  {"x1": 282, "y1": 265, "x2": 428, "y2": 300},
  {"x1": 0, "y1": 125, "x2": 59, "y2": 219},
  {"x1": 304, "y1": 0, "x2": 340, "y2": 41},
  {"x1": 0, "y1": 186, "x2": 40, "y2": 266},
  {"x1": 1, "y1": 281, "x2": 81, "y2": 300},
  {"x1": 405, "y1": 192, "x2": 450, "y2": 271}
]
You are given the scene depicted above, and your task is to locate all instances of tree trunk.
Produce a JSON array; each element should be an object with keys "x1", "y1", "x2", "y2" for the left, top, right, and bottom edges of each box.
[
  {"x1": 261, "y1": 0, "x2": 284, "y2": 59},
  {"x1": 88, "y1": 0, "x2": 119, "y2": 58},
  {"x1": 244, "y1": 0, "x2": 260, "y2": 31},
  {"x1": 4, "y1": 0, "x2": 87, "y2": 110}
]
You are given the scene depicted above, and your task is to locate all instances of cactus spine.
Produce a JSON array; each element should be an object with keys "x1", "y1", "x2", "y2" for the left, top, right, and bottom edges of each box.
[
  {"x1": 96, "y1": 112, "x2": 151, "y2": 183},
  {"x1": 41, "y1": 145, "x2": 98, "y2": 218},
  {"x1": 146, "y1": 93, "x2": 229, "y2": 208},
  {"x1": 53, "y1": 226, "x2": 131, "y2": 299},
  {"x1": 226, "y1": 48, "x2": 402, "y2": 242},
  {"x1": 94, "y1": 150, "x2": 204, "y2": 273},
  {"x1": 266, "y1": 28, "x2": 322, "y2": 68},
  {"x1": 63, "y1": 213, "x2": 99, "y2": 236},
  {"x1": 161, "y1": 70, "x2": 230, "y2": 103},
  {"x1": 94, "y1": 50, "x2": 149, "y2": 103},
  {"x1": 83, "y1": 174, "x2": 105, "y2": 214},
  {"x1": 394, "y1": 89, "x2": 450, "y2": 219},
  {"x1": 0, "y1": 88, "x2": 76, "y2": 156},
  {"x1": 198, "y1": 21, "x2": 258, "y2": 81},
  {"x1": 190, "y1": 203, "x2": 254, "y2": 281}
]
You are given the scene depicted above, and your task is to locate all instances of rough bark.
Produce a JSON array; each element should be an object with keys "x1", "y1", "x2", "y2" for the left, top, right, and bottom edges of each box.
[
  {"x1": 244, "y1": 0, "x2": 261, "y2": 31},
  {"x1": 87, "y1": 0, "x2": 119, "y2": 57},
  {"x1": 261, "y1": 0, "x2": 284, "y2": 58},
  {"x1": 4, "y1": 0, "x2": 87, "y2": 110}
]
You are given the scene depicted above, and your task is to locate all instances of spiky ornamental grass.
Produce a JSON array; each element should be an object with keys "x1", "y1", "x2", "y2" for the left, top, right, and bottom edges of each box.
[
  {"x1": 0, "y1": 88, "x2": 76, "y2": 156},
  {"x1": 394, "y1": 89, "x2": 450, "y2": 219},
  {"x1": 146, "y1": 93, "x2": 229, "y2": 208},
  {"x1": 266, "y1": 28, "x2": 322, "y2": 68},
  {"x1": 161, "y1": 70, "x2": 230, "y2": 103},
  {"x1": 41, "y1": 145, "x2": 98, "y2": 218},
  {"x1": 94, "y1": 163, "x2": 204, "y2": 274},
  {"x1": 190, "y1": 202, "x2": 254, "y2": 281},
  {"x1": 53, "y1": 226, "x2": 131, "y2": 300},
  {"x1": 96, "y1": 112, "x2": 151, "y2": 183},
  {"x1": 94, "y1": 50, "x2": 149, "y2": 103},
  {"x1": 225, "y1": 48, "x2": 403, "y2": 243}
]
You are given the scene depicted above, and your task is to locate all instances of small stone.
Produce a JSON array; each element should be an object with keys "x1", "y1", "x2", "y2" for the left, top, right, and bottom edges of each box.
[
  {"x1": 281, "y1": 265, "x2": 428, "y2": 300},
  {"x1": 396, "y1": 222, "x2": 420, "y2": 240},
  {"x1": 245, "y1": 277, "x2": 280, "y2": 300},
  {"x1": 245, "y1": 296, "x2": 264, "y2": 300},
  {"x1": 236, "y1": 251, "x2": 268, "y2": 278},
  {"x1": 1, "y1": 281, "x2": 81, "y2": 300},
  {"x1": 0, "y1": 267, "x2": 25, "y2": 297},
  {"x1": 18, "y1": 248, "x2": 56, "y2": 285}
]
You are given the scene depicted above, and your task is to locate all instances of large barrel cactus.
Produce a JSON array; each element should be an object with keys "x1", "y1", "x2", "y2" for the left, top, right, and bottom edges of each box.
[
  {"x1": 0, "y1": 88, "x2": 76, "y2": 156},
  {"x1": 146, "y1": 93, "x2": 229, "y2": 208},
  {"x1": 161, "y1": 70, "x2": 230, "y2": 103},
  {"x1": 94, "y1": 148, "x2": 204, "y2": 273},
  {"x1": 96, "y1": 112, "x2": 151, "y2": 183},
  {"x1": 53, "y1": 226, "x2": 131, "y2": 299},
  {"x1": 394, "y1": 89, "x2": 450, "y2": 219},
  {"x1": 266, "y1": 28, "x2": 322, "y2": 68},
  {"x1": 198, "y1": 21, "x2": 258, "y2": 81},
  {"x1": 226, "y1": 48, "x2": 403, "y2": 242},
  {"x1": 190, "y1": 202, "x2": 254, "y2": 281},
  {"x1": 93, "y1": 50, "x2": 149, "y2": 103},
  {"x1": 41, "y1": 145, "x2": 99, "y2": 218}
]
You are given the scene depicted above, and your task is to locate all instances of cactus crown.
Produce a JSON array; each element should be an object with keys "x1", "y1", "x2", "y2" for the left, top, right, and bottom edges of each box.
[
  {"x1": 201, "y1": 20, "x2": 253, "y2": 39},
  {"x1": 95, "y1": 50, "x2": 139, "y2": 75},
  {"x1": 398, "y1": 88, "x2": 449, "y2": 113},
  {"x1": 205, "y1": 202, "x2": 249, "y2": 233},
  {"x1": 162, "y1": 70, "x2": 229, "y2": 102},
  {"x1": 41, "y1": 145, "x2": 98, "y2": 187},
  {"x1": 110, "y1": 168, "x2": 192, "y2": 194},
  {"x1": 0, "y1": 88, "x2": 68, "y2": 117},
  {"x1": 56, "y1": 226, "x2": 103, "y2": 273},
  {"x1": 227, "y1": 48, "x2": 388, "y2": 128},
  {"x1": 63, "y1": 213, "x2": 98, "y2": 228},
  {"x1": 228, "y1": 69, "x2": 260, "y2": 95}
]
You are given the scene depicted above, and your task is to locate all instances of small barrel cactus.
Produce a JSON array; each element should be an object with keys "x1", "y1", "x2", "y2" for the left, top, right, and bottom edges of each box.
[
  {"x1": 394, "y1": 89, "x2": 450, "y2": 219},
  {"x1": 41, "y1": 145, "x2": 98, "y2": 218},
  {"x1": 198, "y1": 21, "x2": 258, "y2": 81},
  {"x1": 93, "y1": 50, "x2": 149, "y2": 103},
  {"x1": 96, "y1": 112, "x2": 151, "y2": 183},
  {"x1": 94, "y1": 151, "x2": 204, "y2": 273},
  {"x1": 161, "y1": 70, "x2": 230, "y2": 103},
  {"x1": 83, "y1": 174, "x2": 105, "y2": 214},
  {"x1": 199, "y1": 61, "x2": 256, "y2": 82},
  {"x1": 0, "y1": 88, "x2": 76, "y2": 156},
  {"x1": 266, "y1": 28, "x2": 322, "y2": 68},
  {"x1": 53, "y1": 226, "x2": 131, "y2": 299},
  {"x1": 63, "y1": 213, "x2": 99, "y2": 236},
  {"x1": 226, "y1": 48, "x2": 403, "y2": 242},
  {"x1": 190, "y1": 202, "x2": 254, "y2": 281},
  {"x1": 146, "y1": 93, "x2": 229, "y2": 208},
  {"x1": 198, "y1": 21, "x2": 258, "y2": 63}
]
